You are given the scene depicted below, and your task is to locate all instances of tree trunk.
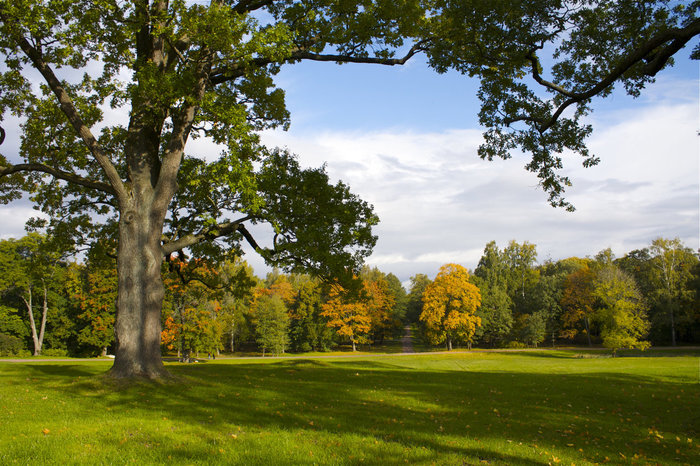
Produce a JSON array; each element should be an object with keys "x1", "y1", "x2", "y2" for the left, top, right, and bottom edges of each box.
[
  {"x1": 669, "y1": 303, "x2": 677, "y2": 346},
  {"x1": 109, "y1": 211, "x2": 170, "y2": 379},
  {"x1": 447, "y1": 335, "x2": 453, "y2": 351},
  {"x1": 352, "y1": 340, "x2": 356, "y2": 352},
  {"x1": 38, "y1": 281, "x2": 48, "y2": 354},
  {"x1": 22, "y1": 288, "x2": 42, "y2": 356},
  {"x1": 583, "y1": 316, "x2": 592, "y2": 347}
]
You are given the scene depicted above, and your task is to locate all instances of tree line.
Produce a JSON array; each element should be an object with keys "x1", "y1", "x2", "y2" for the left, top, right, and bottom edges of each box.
[
  {"x1": 0, "y1": 233, "x2": 408, "y2": 357},
  {"x1": 1, "y1": 234, "x2": 697, "y2": 357}
]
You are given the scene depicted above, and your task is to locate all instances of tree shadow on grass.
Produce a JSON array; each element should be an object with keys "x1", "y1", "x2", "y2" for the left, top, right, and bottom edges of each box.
[
  {"x1": 7, "y1": 357, "x2": 700, "y2": 465},
  {"x1": 0, "y1": 363, "x2": 105, "y2": 379}
]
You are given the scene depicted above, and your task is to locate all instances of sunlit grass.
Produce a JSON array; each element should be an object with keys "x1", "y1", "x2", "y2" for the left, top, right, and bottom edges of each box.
[{"x1": 1, "y1": 350, "x2": 698, "y2": 464}]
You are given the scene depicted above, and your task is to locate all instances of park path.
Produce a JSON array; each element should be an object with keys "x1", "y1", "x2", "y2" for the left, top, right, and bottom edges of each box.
[{"x1": 401, "y1": 325, "x2": 414, "y2": 353}]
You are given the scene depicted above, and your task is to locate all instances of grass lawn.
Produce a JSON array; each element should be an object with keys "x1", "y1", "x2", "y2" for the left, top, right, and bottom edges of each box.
[{"x1": 1, "y1": 350, "x2": 698, "y2": 465}]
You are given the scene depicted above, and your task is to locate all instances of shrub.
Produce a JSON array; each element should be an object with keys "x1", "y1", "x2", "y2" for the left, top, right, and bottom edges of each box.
[
  {"x1": 505, "y1": 341, "x2": 527, "y2": 349},
  {"x1": 42, "y1": 348, "x2": 69, "y2": 357},
  {"x1": 0, "y1": 333, "x2": 26, "y2": 356}
]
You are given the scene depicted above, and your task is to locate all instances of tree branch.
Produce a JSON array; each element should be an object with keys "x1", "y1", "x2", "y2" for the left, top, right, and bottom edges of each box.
[
  {"x1": 521, "y1": 19, "x2": 700, "y2": 133},
  {"x1": 4, "y1": 21, "x2": 129, "y2": 203},
  {"x1": 210, "y1": 41, "x2": 428, "y2": 85},
  {"x1": 525, "y1": 50, "x2": 576, "y2": 98},
  {"x1": 0, "y1": 162, "x2": 116, "y2": 195},
  {"x1": 232, "y1": 0, "x2": 274, "y2": 15},
  {"x1": 161, "y1": 215, "x2": 255, "y2": 255},
  {"x1": 152, "y1": 57, "x2": 211, "y2": 215},
  {"x1": 290, "y1": 41, "x2": 426, "y2": 65},
  {"x1": 236, "y1": 223, "x2": 263, "y2": 252}
]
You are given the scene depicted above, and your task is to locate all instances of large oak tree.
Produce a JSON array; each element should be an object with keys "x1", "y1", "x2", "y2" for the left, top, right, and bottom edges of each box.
[{"x1": 0, "y1": 1, "x2": 697, "y2": 378}]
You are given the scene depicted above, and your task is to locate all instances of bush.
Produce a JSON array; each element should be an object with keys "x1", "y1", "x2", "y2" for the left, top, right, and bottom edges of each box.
[
  {"x1": 41, "y1": 348, "x2": 69, "y2": 357},
  {"x1": 505, "y1": 341, "x2": 527, "y2": 349},
  {"x1": 298, "y1": 342, "x2": 313, "y2": 353},
  {"x1": 0, "y1": 333, "x2": 26, "y2": 356}
]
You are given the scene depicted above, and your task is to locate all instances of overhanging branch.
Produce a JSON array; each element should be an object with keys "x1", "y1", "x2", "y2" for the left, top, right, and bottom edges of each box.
[
  {"x1": 519, "y1": 19, "x2": 700, "y2": 134},
  {"x1": 161, "y1": 215, "x2": 255, "y2": 255},
  {"x1": 525, "y1": 50, "x2": 576, "y2": 98},
  {"x1": 0, "y1": 162, "x2": 116, "y2": 195},
  {"x1": 291, "y1": 41, "x2": 426, "y2": 65},
  {"x1": 232, "y1": 0, "x2": 274, "y2": 14},
  {"x1": 236, "y1": 223, "x2": 262, "y2": 252},
  {"x1": 210, "y1": 41, "x2": 428, "y2": 86}
]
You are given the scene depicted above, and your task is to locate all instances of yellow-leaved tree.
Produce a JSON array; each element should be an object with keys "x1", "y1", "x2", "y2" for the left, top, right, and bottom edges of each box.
[
  {"x1": 321, "y1": 285, "x2": 372, "y2": 352},
  {"x1": 421, "y1": 264, "x2": 482, "y2": 350}
]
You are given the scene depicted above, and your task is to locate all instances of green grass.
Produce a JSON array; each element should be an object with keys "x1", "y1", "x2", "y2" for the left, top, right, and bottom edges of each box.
[{"x1": 1, "y1": 350, "x2": 698, "y2": 465}]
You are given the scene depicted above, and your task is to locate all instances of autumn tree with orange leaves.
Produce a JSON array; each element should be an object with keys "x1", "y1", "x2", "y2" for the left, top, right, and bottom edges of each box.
[
  {"x1": 420, "y1": 264, "x2": 482, "y2": 350},
  {"x1": 162, "y1": 260, "x2": 223, "y2": 361},
  {"x1": 67, "y1": 264, "x2": 117, "y2": 357},
  {"x1": 321, "y1": 285, "x2": 372, "y2": 352},
  {"x1": 363, "y1": 277, "x2": 396, "y2": 345}
]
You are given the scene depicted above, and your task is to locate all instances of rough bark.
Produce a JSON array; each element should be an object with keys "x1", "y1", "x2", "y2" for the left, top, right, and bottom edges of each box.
[{"x1": 109, "y1": 208, "x2": 170, "y2": 379}]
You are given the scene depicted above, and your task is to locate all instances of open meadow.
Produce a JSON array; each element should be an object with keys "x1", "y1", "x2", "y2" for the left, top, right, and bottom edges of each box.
[{"x1": 1, "y1": 349, "x2": 698, "y2": 465}]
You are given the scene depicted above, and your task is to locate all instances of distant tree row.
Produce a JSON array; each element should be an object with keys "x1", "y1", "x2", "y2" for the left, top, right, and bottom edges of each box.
[
  {"x1": 407, "y1": 238, "x2": 699, "y2": 353},
  {"x1": 0, "y1": 235, "x2": 697, "y2": 357},
  {"x1": 0, "y1": 234, "x2": 407, "y2": 356}
]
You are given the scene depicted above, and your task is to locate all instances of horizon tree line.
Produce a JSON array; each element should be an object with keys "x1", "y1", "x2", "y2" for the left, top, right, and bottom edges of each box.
[{"x1": 0, "y1": 234, "x2": 697, "y2": 357}]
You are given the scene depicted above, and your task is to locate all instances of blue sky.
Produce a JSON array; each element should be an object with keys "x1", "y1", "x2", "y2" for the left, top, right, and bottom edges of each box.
[
  {"x1": 272, "y1": 59, "x2": 483, "y2": 132},
  {"x1": 1, "y1": 43, "x2": 697, "y2": 286}
]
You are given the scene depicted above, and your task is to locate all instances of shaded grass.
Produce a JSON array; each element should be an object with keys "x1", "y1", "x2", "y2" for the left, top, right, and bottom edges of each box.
[{"x1": 1, "y1": 350, "x2": 699, "y2": 465}]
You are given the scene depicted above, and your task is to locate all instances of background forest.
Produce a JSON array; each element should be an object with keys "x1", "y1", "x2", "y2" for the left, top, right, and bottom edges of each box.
[{"x1": 1, "y1": 234, "x2": 698, "y2": 358}]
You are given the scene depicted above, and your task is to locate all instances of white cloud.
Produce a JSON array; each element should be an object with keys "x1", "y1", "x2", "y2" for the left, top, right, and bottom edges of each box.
[
  {"x1": 260, "y1": 97, "x2": 699, "y2": 282},
  {"x1": 0, "y1": 204, "x2": 47, "y2": 240}
]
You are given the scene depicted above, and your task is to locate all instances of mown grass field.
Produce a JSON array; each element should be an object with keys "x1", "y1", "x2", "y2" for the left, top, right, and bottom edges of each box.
[{"x1": 1, "y1": 349, "x2": 698, "y2": 465}]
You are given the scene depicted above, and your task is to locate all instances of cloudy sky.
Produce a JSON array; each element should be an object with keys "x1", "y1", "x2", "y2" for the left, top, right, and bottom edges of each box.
[
  {"x1": 1, "y1": 43, "x2": 697, "y2": 285},
  {"x1": 256, "y1": 54, "x2": 699, "y2": 283}
]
